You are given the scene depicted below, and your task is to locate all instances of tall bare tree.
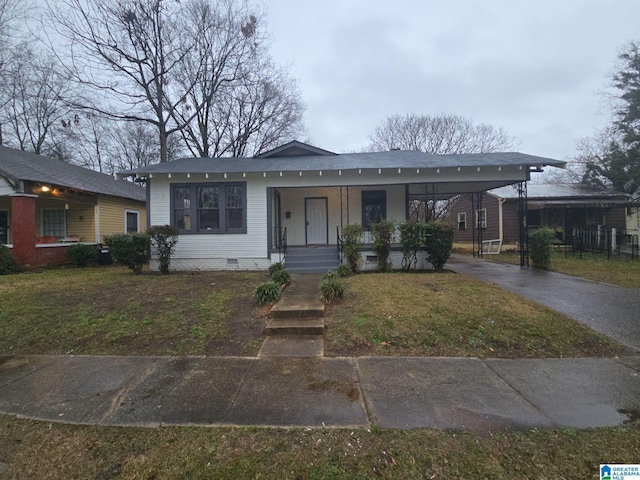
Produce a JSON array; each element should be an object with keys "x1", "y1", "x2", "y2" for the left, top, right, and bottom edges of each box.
[
  {"x1": 46, "y1": 0, "x2": 195, "y2": 163},
  {"x1": 367, "y1": 113, "x2": 517, "y2": 154},
  {"x1": 172, "y1": 0, "x2": 304, "y2": 158},
  {"x1": 46, "y1": 0, "x2": 304, "y2": 163},
  {"x1": 0, "y1": 45, "x2": 76, "y2": 154}
]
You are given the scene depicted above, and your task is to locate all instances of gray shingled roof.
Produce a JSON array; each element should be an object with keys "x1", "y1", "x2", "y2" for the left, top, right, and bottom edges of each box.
[
  {"x1": 0, "y1": 145, "x2": 146, "y2": 201},
  {"x1": 489, "y1": 183, "x2": 629, "y2": 200},
  {"x1": 121, "y1": 150, "x2": 565, "y2": 176}
]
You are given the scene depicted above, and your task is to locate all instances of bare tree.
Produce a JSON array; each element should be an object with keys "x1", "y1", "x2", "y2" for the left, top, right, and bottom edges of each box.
[
  {"x1": 219, "y1": 58, "x2": 305, "y2": 157},
  {"x1": 172, "y1": 0, "x2": 304, "y2": 158},
  {"x1": 110, "y1": 121, "x2": 173, "y2": 173},
  {"x1": 367, "y1": 113, "x2": 518, "y2": 154},
  {"x1": 172, "y1": 0, "x2": 260, "y2": 157},
  {"x1": 46, "y1": 0, "x2": 195, "y2": 163},
  {"x1": 0, "y1": 45, "x2": 76, "y2": 154}
]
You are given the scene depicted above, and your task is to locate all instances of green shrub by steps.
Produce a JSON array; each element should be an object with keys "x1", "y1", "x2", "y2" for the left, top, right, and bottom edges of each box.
[
  {"x1": 337, "y1": 264, "x2": 352, "y2": 277},
  {"x1": 66, "y1": 243, "x2": 97, "y2": 267},
  {"x1": 268, "y1": 262, "x2": 291, "y2": 285},
  {"x1": 254, "y1": 281, "x2": 281, "y2": 305},
  {"x1": 320, "y1": 271, "x2": 345, "y2": 302}
]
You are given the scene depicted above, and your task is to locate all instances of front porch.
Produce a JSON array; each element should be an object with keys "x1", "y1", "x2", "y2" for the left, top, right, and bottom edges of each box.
[{"x1": 269, "y1": 183, "x2": 478, "y2": 272}]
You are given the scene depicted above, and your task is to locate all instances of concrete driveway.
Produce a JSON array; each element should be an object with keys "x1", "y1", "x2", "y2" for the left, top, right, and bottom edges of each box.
[{"x1": 447, "y1": 254, "x2": 640, "y2": 352}]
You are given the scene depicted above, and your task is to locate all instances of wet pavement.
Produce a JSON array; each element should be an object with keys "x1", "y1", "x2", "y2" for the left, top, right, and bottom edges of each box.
[
  {"x1": 1, "y1": 355, "x2": 639, "y2": 433},
  {"x1": 447, "y1": 254, "x2": 640, "y2": 352}
]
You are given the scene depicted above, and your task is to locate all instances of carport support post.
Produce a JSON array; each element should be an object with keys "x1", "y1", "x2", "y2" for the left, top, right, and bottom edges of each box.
[{"x1": 518, "y1": 182, "x2": 529, "y2": 267}]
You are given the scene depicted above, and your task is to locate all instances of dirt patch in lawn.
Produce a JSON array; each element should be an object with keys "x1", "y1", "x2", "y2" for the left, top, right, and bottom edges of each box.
[{"x1": 0, "y1": 267, "x2": 269, "y2": 356}]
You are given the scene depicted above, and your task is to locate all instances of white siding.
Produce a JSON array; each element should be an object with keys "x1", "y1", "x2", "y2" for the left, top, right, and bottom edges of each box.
[{"x1": 149, "y1": 176, "x2": 269, "y2": 270}]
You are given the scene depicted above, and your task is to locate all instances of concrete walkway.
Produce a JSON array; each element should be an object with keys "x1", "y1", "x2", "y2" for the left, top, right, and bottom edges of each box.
[
  {"x1": 260, "y1": 274, "x2": 326, "y2": 358},
  {"x1": 447, "y1": 254, "x2": 640, "y2": 352},
  {"x1": 1, "y1": 355, "x2": 639, "y2": 433}
]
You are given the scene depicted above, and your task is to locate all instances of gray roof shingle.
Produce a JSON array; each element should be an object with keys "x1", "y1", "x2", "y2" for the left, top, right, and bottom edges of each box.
[{"x1": 0, "y1": 145, "x2": 146, "y2": 201}]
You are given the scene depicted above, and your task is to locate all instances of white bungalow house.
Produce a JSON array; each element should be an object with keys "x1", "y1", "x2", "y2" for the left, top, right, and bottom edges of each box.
[{"x1": 121, "y1": 141, "x2": 564, "y2": 272}]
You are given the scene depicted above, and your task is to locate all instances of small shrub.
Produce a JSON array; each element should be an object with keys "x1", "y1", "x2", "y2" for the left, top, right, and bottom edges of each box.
[
  {"x1": 423, "y1": 221, "x2": 454, "y2": 272},
  {"x1": 337, "y1": 264, "x2": 352, "y2": 277},
  {"x1": 530, "y1": 227, "x2": 555, "y2": 270},
  {"x1": 371, "y1": 220, "x2": 395, "y2": 272},
  {"x1": 320, "y1": 271, "x2": 345, "y2": 302},
  {"x1": 66, "y1": 243, "x2": 97, "y2": 267},
  {"x1": 0, "y1": 245, "x2": 20, "y2": 275},
  {"x1": 103, "y1": 233, "x2": 149, "y2": 274},
  {"x1": 148, "y1": 225, "x2": 179, "y2": 274},
  {"x1": 268, "y1": 261, "x2": 286, "y2": 277},
  {"x1": 341, "y1": 224, "x2": 363, "y2": 273},
  {"x1": 254, "y1": 281, "x2": 281, "y2": 305},
  {"x1": 270, "y1": 266, "x2": 291, "y2": 286},
  {"x1": 398, "y1": 221, "x2": 424, "y2": 271}
]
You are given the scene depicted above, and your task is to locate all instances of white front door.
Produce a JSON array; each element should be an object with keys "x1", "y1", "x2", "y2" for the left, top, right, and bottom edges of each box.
[{"x1": 305, "y1": 198, "x2": 328, "y2": 245}]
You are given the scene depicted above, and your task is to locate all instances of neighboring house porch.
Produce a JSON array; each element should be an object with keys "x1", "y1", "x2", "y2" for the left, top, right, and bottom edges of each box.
[{"x1": 0, "y1": 146, "x2": 146, "y2": 267}]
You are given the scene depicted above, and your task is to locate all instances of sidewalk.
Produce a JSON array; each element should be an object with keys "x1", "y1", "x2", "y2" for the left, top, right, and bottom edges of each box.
[
  {"x1": 447, "y1": 254, "x2": 640, "y2": 352},
  {"x1": 1, "y1": 354, "x2": 639, "y2": 433}
]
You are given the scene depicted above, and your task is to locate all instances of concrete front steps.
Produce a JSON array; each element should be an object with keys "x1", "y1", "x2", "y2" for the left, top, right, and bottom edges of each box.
[
  {"x1": 259, "y1": 273, "x2": 326, "y2": 357},
  {"x1": 283, "y1": 246, "x2": 340, "y2": 273}
]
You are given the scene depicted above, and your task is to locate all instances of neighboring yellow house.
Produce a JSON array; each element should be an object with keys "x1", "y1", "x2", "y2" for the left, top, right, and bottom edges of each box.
[{"x1": 0, "y1": 145, "x2": 146, "y2": 267}]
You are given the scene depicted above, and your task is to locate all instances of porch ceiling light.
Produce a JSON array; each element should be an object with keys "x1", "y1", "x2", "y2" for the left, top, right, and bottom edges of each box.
[{"x1": 40, "y1": 185, "x2": 51, "y2": 192}]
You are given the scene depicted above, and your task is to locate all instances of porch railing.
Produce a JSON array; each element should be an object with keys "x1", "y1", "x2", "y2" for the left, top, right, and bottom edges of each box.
[
  {"x1": 271, "y1": 227, "x2": 287, "y2": 260},
  {"x1": 336, "y1": 225, "x2": 401, "y2": 246}
]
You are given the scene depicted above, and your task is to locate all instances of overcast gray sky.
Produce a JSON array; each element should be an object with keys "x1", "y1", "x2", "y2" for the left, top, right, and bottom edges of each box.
[{"x1": 263, "y1": 0, "x2": 640, "y2": 160}]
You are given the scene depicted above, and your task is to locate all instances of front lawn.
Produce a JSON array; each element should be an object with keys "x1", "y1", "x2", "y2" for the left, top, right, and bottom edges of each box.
[
  {"x1": 0, "y1": 266, "x2": 629, "y2": 358},
  {"x1": 1, "y1": 416, "x2": 638, "y2": 479},
  {"x1": 325, "y1": 272, "x2": 628, "y2": 358},
  {"x1": 0, "y1": 267, "x2": 268, "y2": 356}
]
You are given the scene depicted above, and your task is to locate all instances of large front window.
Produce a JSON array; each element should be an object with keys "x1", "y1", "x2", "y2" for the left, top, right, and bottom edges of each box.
[{"x1": 172, "y1": 183, "x2": 246, "y2": 233}]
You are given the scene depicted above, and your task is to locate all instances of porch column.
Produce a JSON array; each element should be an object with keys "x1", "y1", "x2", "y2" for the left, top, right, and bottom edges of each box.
[{"x1": 10, "y1": 194, "x2": 37, "y2": 266}]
